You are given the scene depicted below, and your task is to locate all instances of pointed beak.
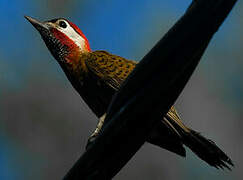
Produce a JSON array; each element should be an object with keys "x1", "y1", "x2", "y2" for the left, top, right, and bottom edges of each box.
[{"x1": 25, "y1": 16, "x2": 49, "y2": 32}]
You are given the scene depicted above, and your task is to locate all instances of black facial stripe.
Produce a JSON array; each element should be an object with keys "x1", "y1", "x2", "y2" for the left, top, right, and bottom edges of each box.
[{"x1": 40, "y1": 30, "x2": 69, "y2": 62}]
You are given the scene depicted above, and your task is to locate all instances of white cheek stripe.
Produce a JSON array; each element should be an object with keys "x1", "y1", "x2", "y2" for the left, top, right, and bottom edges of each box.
[{"x1": 58, "y1": 25, "x2": 86, "y2": 51}]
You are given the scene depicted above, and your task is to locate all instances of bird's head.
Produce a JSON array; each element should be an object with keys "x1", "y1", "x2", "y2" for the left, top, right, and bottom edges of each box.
[{"x1": 25, "y1": 16, "x2": 91, "y2": 64}]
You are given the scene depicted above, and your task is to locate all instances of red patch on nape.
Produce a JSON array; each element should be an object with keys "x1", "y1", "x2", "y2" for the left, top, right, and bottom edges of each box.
[{"x1": 66, "y1": 20, "x2": 91, "y2": 52}]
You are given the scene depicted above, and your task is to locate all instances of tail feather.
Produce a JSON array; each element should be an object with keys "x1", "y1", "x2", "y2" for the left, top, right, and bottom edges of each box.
[
  {"x1": 182, "y1": 129, "x2": 233, "y2": 170},
  {"x1": 164, "y1": 112, "x2": 234, "y2": 170},
  {"x1": 147, "y1": 120, "x2": 186, "y2": 157}
]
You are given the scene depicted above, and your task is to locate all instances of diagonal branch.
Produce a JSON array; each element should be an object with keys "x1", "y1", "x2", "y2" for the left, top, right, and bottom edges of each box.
[{"x1": 63, "y1": 0, "x2": 237, "y2": 179}]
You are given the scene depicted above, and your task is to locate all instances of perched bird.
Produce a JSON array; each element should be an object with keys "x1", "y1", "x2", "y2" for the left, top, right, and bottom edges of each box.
[{"x1": 25, "y1": 16, "x2": 233, "y2": 169}]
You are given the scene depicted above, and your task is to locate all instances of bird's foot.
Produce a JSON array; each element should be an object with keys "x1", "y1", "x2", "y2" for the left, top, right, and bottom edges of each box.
[
  {"x1": 86, "y1": 133, "x2": 99, "y2": 150},
  {"x1": 86, "y1": 114, "x2": 106, "y2": 150}
]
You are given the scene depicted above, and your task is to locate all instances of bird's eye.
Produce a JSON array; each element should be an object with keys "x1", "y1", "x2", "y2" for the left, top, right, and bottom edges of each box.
[{"x1": 59, "y1": 21, "x2": 67, "y2": 28}]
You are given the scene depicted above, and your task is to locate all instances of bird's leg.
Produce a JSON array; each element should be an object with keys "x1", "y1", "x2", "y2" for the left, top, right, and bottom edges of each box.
[
  {"x1": 86, "y1": 113, "x2": 106, "y2": 149},
  {"x1": 91, "y1": 113, "x2": 106, "y2": 138}
]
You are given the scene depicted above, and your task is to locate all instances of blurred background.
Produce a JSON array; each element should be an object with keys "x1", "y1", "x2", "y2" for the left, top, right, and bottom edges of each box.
[{"x1": 0, "y1": 0, "x2": 242, "y2": 179}]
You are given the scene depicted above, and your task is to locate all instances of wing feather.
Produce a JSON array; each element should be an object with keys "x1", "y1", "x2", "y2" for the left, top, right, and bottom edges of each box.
[
  {"x1": 85, "y1": 51, "x2": 184, "y2": 135},
  {"x1": 85, "y1": 50, "x2": 136, "y2": 90}
]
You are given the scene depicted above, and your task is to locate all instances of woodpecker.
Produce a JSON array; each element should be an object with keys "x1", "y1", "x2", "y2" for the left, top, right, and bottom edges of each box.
[{"x1": 25, "y1": 16, "x2": 233, "y2": 169}]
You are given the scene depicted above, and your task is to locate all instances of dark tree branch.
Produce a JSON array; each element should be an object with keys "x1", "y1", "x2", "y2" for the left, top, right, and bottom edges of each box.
[{"x1": 63, "y1": 0, "x2": 237, "y2": 179}]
